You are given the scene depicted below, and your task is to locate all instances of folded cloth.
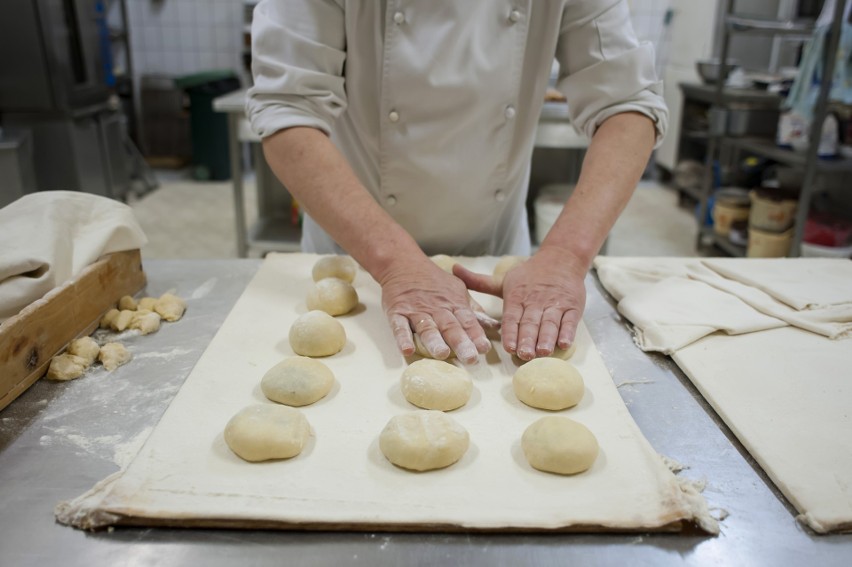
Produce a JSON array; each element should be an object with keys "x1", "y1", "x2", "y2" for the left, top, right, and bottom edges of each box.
[
  {"x1": 592, "y1": 257, "x2": 703, "y2": 302},
  {"x1": 0, "y1": 191, "x2": 147, "y2": 321}
]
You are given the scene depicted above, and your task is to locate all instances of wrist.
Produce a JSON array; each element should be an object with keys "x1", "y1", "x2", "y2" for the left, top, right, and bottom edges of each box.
[{"x1": 535, "y1": 242, "x2": 592, "y2": 277}]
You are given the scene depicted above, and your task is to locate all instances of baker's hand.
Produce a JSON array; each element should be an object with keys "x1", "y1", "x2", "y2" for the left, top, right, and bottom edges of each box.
[
  {"x1": 379, "y1": 257, "x2": 496, "y2": 364},
  {"x1": 454, "y1": 247, "x2": 587, "y2": 361}
]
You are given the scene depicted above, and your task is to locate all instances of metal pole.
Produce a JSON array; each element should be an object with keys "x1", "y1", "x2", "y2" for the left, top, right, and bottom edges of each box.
[{"x1": 228, "y1": 113, "x2": 248, "y2": 258}]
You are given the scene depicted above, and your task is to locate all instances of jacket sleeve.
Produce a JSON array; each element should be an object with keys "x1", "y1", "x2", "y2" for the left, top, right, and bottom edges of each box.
[
  {"x1": 555, "y1": 0, "x2": 668, "y2": 147},
  {"x1": 246, "y1": 0, "x2": 347, "y2": 138}
]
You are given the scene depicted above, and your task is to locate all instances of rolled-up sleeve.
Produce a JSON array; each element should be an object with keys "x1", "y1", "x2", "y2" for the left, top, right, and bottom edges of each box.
[
  {"x1": 555, "y1": 0, "x2": 668, "y2": 147},
  {"x1": 246, "y1": 0, "x2": 347, "y2": 138}
]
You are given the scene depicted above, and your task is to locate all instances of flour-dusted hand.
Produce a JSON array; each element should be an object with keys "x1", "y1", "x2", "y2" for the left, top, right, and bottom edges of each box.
[
  {"x1": 454, "y1": 247, "x2": 587, "y2": 361},
  {"x1": 379, "y1": 257, "x2": 496, "y2": 364}
]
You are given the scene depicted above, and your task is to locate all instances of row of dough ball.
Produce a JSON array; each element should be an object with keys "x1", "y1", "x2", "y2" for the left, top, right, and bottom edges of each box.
[
  {"x1": 100, "y1": 292, "x2": 186, "y2": 335},
  {"x1": 308, "y1": 256, "x2": 360, "y2": 316},
  {"x1": 47, "y1": 337, "x2": 131, "y2": 381}
]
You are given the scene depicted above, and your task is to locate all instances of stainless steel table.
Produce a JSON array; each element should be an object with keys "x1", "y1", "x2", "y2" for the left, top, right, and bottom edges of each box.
[{"x1": 1, "y1": 260, "x2": 849, "y2": 566}]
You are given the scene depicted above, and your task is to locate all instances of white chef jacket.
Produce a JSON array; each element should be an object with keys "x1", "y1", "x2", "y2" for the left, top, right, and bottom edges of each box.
[{"x1": 247, "y1": 0, "x2": 667, "y2": 256}]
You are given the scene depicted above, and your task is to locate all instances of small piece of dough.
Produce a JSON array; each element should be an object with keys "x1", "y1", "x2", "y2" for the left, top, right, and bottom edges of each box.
[
  {"x1": 413, "y1": 334, "x2": 456, "y2": 360},
  {"x1": 100, "y1": 308, "x2": 120, "y2": 329},
  {"x1": 289, "y1": 310, "x2": 346, "y2": 357},
  {"x1": 521, "y1": 416, "x2": 599, "y2": 475},
  {"x1": 261, "y1": 356, "x2": 335, "y2": 407},
  {"x1": 130, "y1": 309, "x2": 162, "y2": 335},
  {"x1": 312, "y1": 255, "x2": 357, "y2": 283},
  {"x1": 430, "y1": 254, "x2": 457, "y2": 273},
  {"x1": 110, "y1": 309, "x2": 135, "y2": 332},
  {"x1": 46, "y1": 354, "x2": 88, "y2": 381},
  {"x1": 513, "y1": 358, "x2": 584, "y2": 411},
  {"x1": 99, "y1": 342, "x2": 131, "y2": 371},
  {"x1": 224, "y1": 404, "x2": 311, "y2": 462},
  {"x1": 154, "y1": 292, "x2": 186, "y2": 322},
  {"x1": 492, "y1": 255, "x2": 527, "y2": 286},
  {"x1": 306, "y1": 277, "x2": 359, "y2": 316},
  {"x1": 118, "y1": 295, "x2": 137, "y2": 311},
  {"x1": 401, "y1": 359, "x2": 472, "y2": 411},
  {"x1": 67, "y1": 336, "x2": 100, "y2": 366},
  {"x1": 138, "y1": 297, "x2": 157, "y2": 310},
  {"x1": 379, "y1": 411, "x2": 470, "y2": 471}
]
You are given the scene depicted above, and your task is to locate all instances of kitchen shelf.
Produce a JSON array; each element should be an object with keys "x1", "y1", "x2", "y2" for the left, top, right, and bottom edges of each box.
[
  {"x1": 725, "y1": 138, "x2": 852, "y2": 173},
  {"x1": 726, "y1": 15, "x2": 815, "y2": 36},
  {"x1": 248, "y1": 216, "x2": 302, "y2": 254},
  {"x1": 701, "y1": 227, "x2": 747, "y2": 257}
]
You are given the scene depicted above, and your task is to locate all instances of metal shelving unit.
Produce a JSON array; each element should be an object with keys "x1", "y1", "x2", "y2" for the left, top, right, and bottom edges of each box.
[{"x1": 696, "y1": 0, "x2": 850, "y2": 257}]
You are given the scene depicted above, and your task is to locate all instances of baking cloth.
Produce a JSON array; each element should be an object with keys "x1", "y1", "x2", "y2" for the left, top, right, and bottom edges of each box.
[{"x1": 0, "y1": 191, "x2": 147, "y2": 322}]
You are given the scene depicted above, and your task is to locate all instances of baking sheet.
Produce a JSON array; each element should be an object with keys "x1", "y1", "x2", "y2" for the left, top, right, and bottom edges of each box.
[{"x1": 57, "y1": 254, "x2": 713, "y2": 532}]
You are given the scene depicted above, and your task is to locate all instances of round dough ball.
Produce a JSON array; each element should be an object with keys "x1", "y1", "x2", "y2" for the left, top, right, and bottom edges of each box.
[
  {"x1": 154, "y1": 292, "x2": 186, "y2": 322},
  {"x1": 46, "y1": 353, "x2": 88, "y2": 381},
  {"x1": 224, "y1": 404, "x2": 311, "y2": 462},
  {"x1": 401, "y1": 359, "x2": 471, "y2": 411},
  {"x1": 99, "y1": 342, "x2": 132, "y2": 371},
  {"x1": 261, "y1": 356, "x2": 335, "y2": 407},
  {"x1": 312, "y1": 255, "x2": 357, "y2": 283},
  {"x1": 289, "y1": 310, "x2": 347, "y2": 357},
  {"x1": 379, "y1": 411, "x2": 470, "y2": 471},
  {"x1": 492, "y1": 255, "x2": 526, "y2": 286},
  {"x1": 430, "y1": 254, "x2": 457, "y2": 273},
  {"x1": 513, "y1": 358, "x2": 584, "y2": 411},
  {"x1": 413, "y1": 334, "x2": 455, "y2": 360},
  {"x1": 306, "y1": 277, "x2": 359, "y2": 316},
  {"x1": 521, "y1": 416, "x2": 599, "y2": 475}
]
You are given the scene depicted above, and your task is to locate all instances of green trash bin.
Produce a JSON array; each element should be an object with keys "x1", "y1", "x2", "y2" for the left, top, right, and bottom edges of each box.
[{"x1": 175, "y1": 70, "x2": 241, "y2": 181}]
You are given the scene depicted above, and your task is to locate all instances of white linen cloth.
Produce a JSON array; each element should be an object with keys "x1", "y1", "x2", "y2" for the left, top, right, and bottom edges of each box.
[
  {"x1": 247, "y1": 0, "x2": 667, "y2": 255},
  {"x1": 0, "y1": 191, "x2": 147, "y2": 322}
]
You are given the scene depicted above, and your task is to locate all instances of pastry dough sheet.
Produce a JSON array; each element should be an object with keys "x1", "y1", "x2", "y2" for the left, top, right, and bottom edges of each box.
[{"x1": 58, "y1": 254, "x2": 709, "y2": 532}]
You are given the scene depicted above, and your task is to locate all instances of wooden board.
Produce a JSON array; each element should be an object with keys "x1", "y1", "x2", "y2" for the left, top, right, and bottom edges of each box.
[{"x1": 0, "y1": 250, "x2": 146, "y2": 411}]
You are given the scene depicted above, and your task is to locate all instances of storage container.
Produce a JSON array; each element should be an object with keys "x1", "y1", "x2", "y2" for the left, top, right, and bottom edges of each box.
[
  {"x1": 747, "y1": 227, "x2": 793, "y2": 258},
  {"x1": 749, "y1": 190, "x2": 797, "y2": 232}
]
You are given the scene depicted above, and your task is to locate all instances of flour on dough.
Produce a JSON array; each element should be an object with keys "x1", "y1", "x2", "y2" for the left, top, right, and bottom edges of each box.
[
  {"x1": 401, "y1": 359, "x2": 472, "y2": 411},
  {"x1": 154, "y1": 292, "x2": 186, "y2": 322},
  {"x1": 306, "y1": 277, "x2": 359, "y2": 316},
  {"x1": 312, "y1": 255, "x2": 357, "y2": 284},
  {"x1": 379, "y1": 411, "x2": 470, "y2": 471},
  {"x1": 99, "y1": 342, "x2": 131, "y2": 371},
  {"x1": 67, "y1": 336, "x2": 100, "y2": 366},
  {"x1": 46, "y1": 353, "x2": 89, "y2": 381},
  {"x1": 513, "y1": 358, "x2": 585, "y2": 411},
  {"x1": 289, "y1": 310, "x2": 346, "y2": 357},
  {"x1": 261, "y1": 356, "x2": 335, "y2": 406},
  {"x1": 130, "y1": 309, "x2": 162, "y2": 335},
  {"x1": 522, "y1": 416, "x2": 599, "y2": 475},
  {"x1": 224, "y1": 404, "x2": 311, "y2": 462}
]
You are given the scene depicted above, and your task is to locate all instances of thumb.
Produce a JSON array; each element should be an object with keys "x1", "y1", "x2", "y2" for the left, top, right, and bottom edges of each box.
[{"x1": 453, "y1": 264, "x2": 503, "y2": 298}]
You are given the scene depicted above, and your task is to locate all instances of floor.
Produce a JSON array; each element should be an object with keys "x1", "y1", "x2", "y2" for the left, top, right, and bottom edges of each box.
[{"x1": 129, "y1": 173, "x2": 699, "y2": 260}]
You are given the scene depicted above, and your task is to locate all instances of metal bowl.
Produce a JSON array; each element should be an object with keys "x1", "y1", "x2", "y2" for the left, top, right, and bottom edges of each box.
[{"x1": 696, "y1": 59, "x2": 739, "y2": 84}]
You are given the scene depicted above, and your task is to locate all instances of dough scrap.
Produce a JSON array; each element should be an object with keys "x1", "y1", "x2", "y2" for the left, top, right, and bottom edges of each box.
[
  {"x1": 521, "y1": 416, "x2": 599, "y2": 475},
  {"x1": 67, "y1": 336, "x2": 100, "y2": 366},
  {"x1": 312, "y1": 255, "x2": 357, "y2": 284},
  {"x1": 261, "y1": 356, "x2": 335, "y2": 407},
  {"x1": 100, "y1": 308, "x2": 120, "y2": 329},
  {"x1": 130, "y1": 309, "x2": 162, "y2": 335},
  {"x1": 379, "y1": 411, "x2": 470, "y2": 471},
  {"x1": 46, "y1": 354, "x2": 89, "y2": 381},
  {"x1": 289, "y1": 310, "x2": 347, "y2": 357},
  {"x1": 513, "y1": 358, "x2": 585, "y2": 411},
  {"x1": 401, "y1": 359, "x2": 472, "y2": 411},
  {"x1": 430, "y1": 254, "x2": 457, "y2": 273},
  {"x1": 224, "y1": 404, "x2": 311, "y2": 462},
  {"x1": 99, "y1": 342, "x2": 131, "y2": 371},
  {"x1": 137, "y1": 297, "x2": 157, "y2": 311},
  {"x1": 306, "y1": 277, "x2": 359, "y2": 316},
  {"x1": 413, "y1": 334, "x2": 456, "y2": 360},
  {"x1": 111, "y1": 309, "x2": 135, "y2": 332},
  {"x1": 492, "y1": 255, "x2": 527, "y2": 286},
  {"x1": 118, "y1": 295, "x2": 137, "y2": 311},
  {"x1": 154, "y1": 293, "x2": 186, "y2": 322}
]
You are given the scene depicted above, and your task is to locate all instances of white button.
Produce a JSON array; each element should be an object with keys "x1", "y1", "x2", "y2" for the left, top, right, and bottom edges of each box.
[
  {"x1": 389, "y1": 110, "x2": 400, "y2": 123},
  {"x1": 393, "y1": 11, "x2": 405, "y2": 24},
  {"x1": 495, "y1": 189, "x2": 506, "y2": 202},
  {"x1": 386, "y1": 195, "x2": 398, "y2": 206},
  {"x1": 509, "y1": 9, "x2": 522, "y2": 23},
  {"x1": 504, "y1": 105, "x2": 516, "y2": 119}
]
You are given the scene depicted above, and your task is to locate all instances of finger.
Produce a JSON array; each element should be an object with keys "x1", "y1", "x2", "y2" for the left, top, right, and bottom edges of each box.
[
  {"x1": 501, "y1": 301, "x2": 523, "y2": 354},
  {"x1": 433, "y1": 310, "x2": 479, "y2": 364},
  {"x1": 390, "y1": 313, "x2": 416, "y2": 356},
  {"x1": 516, "y1": 307, "x2": 543, "y2": 362},
  {"x1": 453, "y1": 264, "x2": 503, "y2": 298},
  {"x1": 454, "y1": 307, "x2": 491, "y2": 354},
  {"x1": 557, "y1": 309, "x2": 582, "y2": 350},
  {"x1": 412, "y1": 315, "x2": 451, "y2": 359},
  {"x1": 469, "y1": 295, "x2": 499, "y2": 329},
  {"x1": 535, "y1": 307, "x2": 562, "y2": 357}
]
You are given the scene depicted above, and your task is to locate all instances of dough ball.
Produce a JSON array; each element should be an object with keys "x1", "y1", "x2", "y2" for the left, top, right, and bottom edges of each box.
[
  {"x1": 130, "y1": 309, "x2": 162, "y2": 335},
  {"x1": 379, "y1": 411, "x2": 470, "y2": 471},
  {"x1": 261, "y1": 356, "x2": 335, "y2": 407},
  {"x1": 306, "y1": 277, "x2": 359, "y2": 316},
  {"x1": 110, "y1": 309, "x2": 135, "y2": 332},
  {"x1": 67, "y1": 336, "x2": 100, "y2": 366},
  {"x1": 118, "y1": 295, "x2": 137, "y2": 311},
  {"x1": 430, "y1": 254, "x2": 457, "y2": 273},
  {"x1": 492, "y1": 255, "x2": 526, "y2": 286},
  {"x1": 521, "y1": 416, "x2": 599, "y2": 475},
  {"x1": 224, "y1": 404, "x2": 311, "y2": 462},
  {"x1": 99, "y1": 342, "x2": 131, "y2": 371},
  {"x1": 154, "y1": 292, "x2": 186, "y2": 322},
  {"x1": 413, "y1": 334, "x2": 455, "y2": 360},
  {"x1": 312, "y1": 255, "x2": 357, "y2": 283},
  {"x1": 513, "y1": 358, "x2": 584, "y2": 411},
  {"x1": 138, "y1": 297, "x2": 157, "y2": 311},
  {"x1": 46, "y1": 353, "x2": 88, "y2": 381},
  {"x1": 401, "y1": 359, "x2": 471, "y2": 411},
  {"x1": 289, "y1": 310, "x2": 347, "y2": 357},
  {"x1": 100, "y1": 308, "x2": 120, "y2": 329}
]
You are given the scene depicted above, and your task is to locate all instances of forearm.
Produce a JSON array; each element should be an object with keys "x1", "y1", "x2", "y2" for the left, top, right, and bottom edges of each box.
[
  {"x1": 262, "y1": 127, "x2": 424, "y2": 282},
  {"x1": 539, "y1": 112, "x2": 656, "y2": 268}
]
